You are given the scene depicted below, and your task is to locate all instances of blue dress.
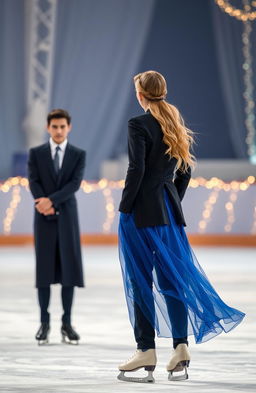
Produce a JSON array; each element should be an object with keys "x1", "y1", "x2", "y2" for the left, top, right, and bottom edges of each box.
[{"x1": 118, "y1": 192, "x2": 245, "y2": 344}]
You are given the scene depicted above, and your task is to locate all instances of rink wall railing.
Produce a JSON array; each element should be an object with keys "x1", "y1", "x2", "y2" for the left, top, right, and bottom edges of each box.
[{"x1": 0, "y1": 177, "x2": 256, "y2": 246}]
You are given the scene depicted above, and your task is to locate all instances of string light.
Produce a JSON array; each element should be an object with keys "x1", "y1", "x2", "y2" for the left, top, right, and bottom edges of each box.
[
  {"x1": 224, "y1": 190, "x2": 239, "y2": 232},
  {"x1": 3, "y1": 186, "x2": 21, "y2": 234},
  {"x1": 215, "y1": 0, "x2": 256, "y2": 21},
  {"x1": 1, "y1": 176, "x2": 254, "y2": 193},
  {"x1": 102, "y1": 187, "x2": 115, "y2": 233},
  {"x1": 0, "y1": 177, "x2": 29, "y2": 192},
  {"x1": 242, "y1": 0, "x2": 256, "y2": 162},
  {"x1": 80, "y1": 179, "x2": 121, "y2": 233},
  {"x1": 215, "y1": 0, "x2": 256, "y2": 162},
  {"x1": 198, "y1": 188, "x2": 220, "y2": 233},
  {"x1": 0, "y1": 176, "x2": 255, "y2": 235}
]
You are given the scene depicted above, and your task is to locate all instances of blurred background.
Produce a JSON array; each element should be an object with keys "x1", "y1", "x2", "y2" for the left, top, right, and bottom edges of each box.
[{"x1": 0, "y1": 0, "x2": 255, "y2": 243}]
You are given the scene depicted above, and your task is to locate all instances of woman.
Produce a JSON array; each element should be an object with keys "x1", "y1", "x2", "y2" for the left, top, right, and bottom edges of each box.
[{"x1": 117, "y1": 70, "x2": 245, "y2": 383}]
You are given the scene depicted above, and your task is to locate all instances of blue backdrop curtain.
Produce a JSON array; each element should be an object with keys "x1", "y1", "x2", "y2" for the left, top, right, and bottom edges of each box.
[
  {"x1": 0, "y1": 0, "x2": 26, "y2": 179},
  {"x1": 0, "y1": 0, "x2": 253, "y2": 180},
  {"x1": 210, "y1": 1, "x2": 250, "y2": 159},
  {"x1": 128, "y1": 0, "x2": 236, "y2": 160},
  {"x1": 51, "y1": 0, "x2": 155, "y2": 179},
  {"x1": 0, "y1": 0, "x2": 155, "y2": 179}
]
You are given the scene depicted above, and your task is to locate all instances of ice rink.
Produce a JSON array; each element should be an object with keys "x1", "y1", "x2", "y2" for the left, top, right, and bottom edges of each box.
[{"x1": 0, "y1": 245, "x2": 255, "y2": 393}]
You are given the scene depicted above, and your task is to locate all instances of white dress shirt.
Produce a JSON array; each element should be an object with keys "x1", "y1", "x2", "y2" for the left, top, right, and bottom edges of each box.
[{"x1": 49, "y1": 138, "x2": 68, "y2": 169}]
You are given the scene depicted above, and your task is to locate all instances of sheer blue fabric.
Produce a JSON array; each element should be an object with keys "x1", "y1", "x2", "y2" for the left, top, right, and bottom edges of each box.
[{"x1": 118, "y1": 193, "x2": 245, "y2": 344}]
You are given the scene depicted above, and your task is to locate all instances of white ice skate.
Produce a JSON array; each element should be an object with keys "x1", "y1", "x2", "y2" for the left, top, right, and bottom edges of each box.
[
  {"x1": 166, "y1": 343, "x2": 190, "y2": 381},
  {"x1": 118, "y1": 349, "x2": 157, "y2": 383}
]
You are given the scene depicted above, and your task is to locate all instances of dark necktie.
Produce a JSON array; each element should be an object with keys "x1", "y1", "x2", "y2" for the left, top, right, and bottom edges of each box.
[{"x1": 53, "y1": 146, "x2": 61, "y2": 174}]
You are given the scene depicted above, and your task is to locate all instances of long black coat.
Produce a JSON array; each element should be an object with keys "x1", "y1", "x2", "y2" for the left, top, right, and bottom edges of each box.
[
  {"x1": 119, "y1": 111, "x2": 191, "y2": 228},
  {"x1": 28, "y1": 142, "x2": 86, "y2": 288}
]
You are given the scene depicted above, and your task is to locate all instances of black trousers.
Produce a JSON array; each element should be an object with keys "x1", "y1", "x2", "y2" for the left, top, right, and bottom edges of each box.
[
  {"x1": 38, "y1": 286, "x2": 74, "y2": 324},
  {"x1": 134, "y1": 301, "x2": 188, "y2": 350},
  {"x1": 133, "y1": 263, "x2": 188, "y2": 350}
]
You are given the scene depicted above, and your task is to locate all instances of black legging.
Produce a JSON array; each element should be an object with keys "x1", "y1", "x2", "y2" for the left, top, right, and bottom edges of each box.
[
  {"x1": 38, "y1": 286, "x2": 74, "y2": 324},
  {"x1": 133, "y1": 264, "x2": 188, "y2": 350},
  {"x1": 134, "y1": 301, "x2": 188, "y2": 350}
]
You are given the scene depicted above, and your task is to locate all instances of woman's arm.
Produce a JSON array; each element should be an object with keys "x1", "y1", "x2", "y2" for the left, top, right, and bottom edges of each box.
[
  {"x1": 119, "y1": 119, "x2": 146, "y2": 213},
  {"x1": 174, "y1": 166, "x2": 191, "y2": 201}
]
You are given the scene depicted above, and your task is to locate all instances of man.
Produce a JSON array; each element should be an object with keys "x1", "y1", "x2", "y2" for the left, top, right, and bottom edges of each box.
[{"x1": 28, "y1": 109, "x2": 86, "y2": 345}]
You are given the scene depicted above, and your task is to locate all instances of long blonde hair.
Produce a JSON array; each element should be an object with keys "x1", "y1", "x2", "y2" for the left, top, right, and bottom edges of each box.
[{"x1": 134, "y1": 70, "x2": 195, "y2": 171}]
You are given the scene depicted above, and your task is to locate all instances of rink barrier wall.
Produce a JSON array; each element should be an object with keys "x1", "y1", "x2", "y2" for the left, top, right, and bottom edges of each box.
[{"x1": 0, "y1": 234, "x2": 255, "y2": 247}]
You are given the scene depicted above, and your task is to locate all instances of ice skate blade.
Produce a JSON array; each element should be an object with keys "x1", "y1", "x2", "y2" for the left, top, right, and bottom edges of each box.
[
  {"x1": 117, "y1": 370, "x2": 155, "y2": 383},
  {"x1": 37, "y1": 339, "x2": 49, "y2": 346},
  {"x1": 168, "y1": 366, "x2": 188, "y2": 381},
  {"x1": 61, "y1": 335, "x2": 79, "y2": 345}
]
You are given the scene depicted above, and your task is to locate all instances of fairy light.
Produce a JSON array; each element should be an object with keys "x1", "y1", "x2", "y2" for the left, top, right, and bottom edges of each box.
[
  {"x1": 0, "y1": 177, "x2": 29, "y2": 192},
  {"x1": 81, "y1": 180, "x2": 120, "y2": 233},
  {"x1": 224, "y1": 190, "x2": 239, "y2": 232},
  {"x1": 189, "y1": 178, "x2": 200, "y2": 188},
  {"x1": 0, "y1": 176, "x2": 255, "y2": 235},
  {"x1": 102, "y1": 187, "x2": 115, "y2": 233},
  {"x1": 215, "y1": 0, "x2": 256, "y2": 21},
  {"x1": 215, "y1": 0, "x2": 256, "y2": 162},
  {"x1": 242, "y1": 0, "x2": 256, "y2": 162},
  {"x1": 198, "y1": 188, "x2": 220, "y2": 233},
  {"x1": 98, "y1": 178, "x2": 108, "y2": 189},
  {"x1": 80, "y1": 180, "x2": 99, "y2": 194},
  {"x1": 3, "y1": 186, "x2": 21, "y2": 234},
  {"x1": 247, "y1": 175, "x2": 255, "y2": 183},
  {"x1": 0, "y1": 177, "x2": 254, "y2": 193}
]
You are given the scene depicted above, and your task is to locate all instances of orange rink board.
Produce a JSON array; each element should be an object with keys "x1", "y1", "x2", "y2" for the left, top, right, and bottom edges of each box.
[{"x1": 0, "y1": 234, "x2": 255, "y2": 247}]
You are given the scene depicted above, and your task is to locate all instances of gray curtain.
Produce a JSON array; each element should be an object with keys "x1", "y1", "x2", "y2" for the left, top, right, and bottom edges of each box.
[
  {"x1": 51, "y1": 0, "x2": 155, "y2": 179},
  {"x1": 0, "y1": 0, "x2": 26, "y2": 179},
  {"x1": 0, "y1": 0, "x2": 154, "y2": 179},
  {"x1": 210, "y1": 1, "x2": 249, "y2": 158}
]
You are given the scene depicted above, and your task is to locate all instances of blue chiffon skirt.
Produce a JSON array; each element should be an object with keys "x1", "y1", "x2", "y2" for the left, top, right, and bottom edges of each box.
[{"x1": 118, "y1": 193, "x2": 245, "y2": 344}]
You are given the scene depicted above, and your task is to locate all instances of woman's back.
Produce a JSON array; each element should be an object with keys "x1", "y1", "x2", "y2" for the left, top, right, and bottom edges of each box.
[
  {"x1": 129, "y1": 111, "x2": 178, "y2": 178},
  {"x1": 119, "y1": 110, "x2": 190, "y2": 228}
]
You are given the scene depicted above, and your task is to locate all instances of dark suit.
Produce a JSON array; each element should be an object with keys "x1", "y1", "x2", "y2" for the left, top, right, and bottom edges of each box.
[
  {"x1": 119, "y1": 110, "x2": 191, "y2": 226},
  {"x1": 28, "y1": 142, "x2": 85, "y2": 289}
]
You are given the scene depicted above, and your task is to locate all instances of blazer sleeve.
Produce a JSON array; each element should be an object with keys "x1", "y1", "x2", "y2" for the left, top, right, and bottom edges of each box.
[
  {"x1": 174, "y1": 165, "x2": 191, "y2": 201},
  {"x1": 27, "y1": 148, "x2": 46, "y2": 199},
  {"x1": 119, "y1": 118, "x2": 146, "y2": 213},
  {"x1": 48, "y1": 150, "x2": 86, "y2": 207}
]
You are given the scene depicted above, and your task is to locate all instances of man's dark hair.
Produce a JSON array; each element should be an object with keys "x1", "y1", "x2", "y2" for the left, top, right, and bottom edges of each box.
[{"x1": 47, "y1": 109, "x2": 71, "y2": 126}]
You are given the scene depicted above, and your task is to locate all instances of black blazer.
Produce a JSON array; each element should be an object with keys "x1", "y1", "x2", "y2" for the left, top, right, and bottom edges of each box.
[{"x1": 119, "y1": 111, "x2": 191, "y2": 228}]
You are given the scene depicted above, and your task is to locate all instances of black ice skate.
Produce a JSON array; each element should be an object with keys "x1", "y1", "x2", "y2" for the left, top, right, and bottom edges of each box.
[
  {"x1": 35, "y1": 323, "x2": 50, "y2": 345},
  {"x1": 61, "y1": 323, "x2": 80, "y2": 345}
]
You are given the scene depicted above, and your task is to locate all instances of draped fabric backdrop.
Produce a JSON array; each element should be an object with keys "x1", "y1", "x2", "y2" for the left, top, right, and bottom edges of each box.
[
  {"x1": 0, "y1": 0, "x2": 254, "y2": 180},
  {"x1": 210, "y1": 2, "x2": 248, "y2": 158},
  {"x1": 0, "y1": 0, "x2": 155, "y2": 179},
  {"x1": 51, "y1": 0, "x2": 155, "y2": 179},
  {"x1": 0, "y1": 0, "x2": 26, "y2": 179}
]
